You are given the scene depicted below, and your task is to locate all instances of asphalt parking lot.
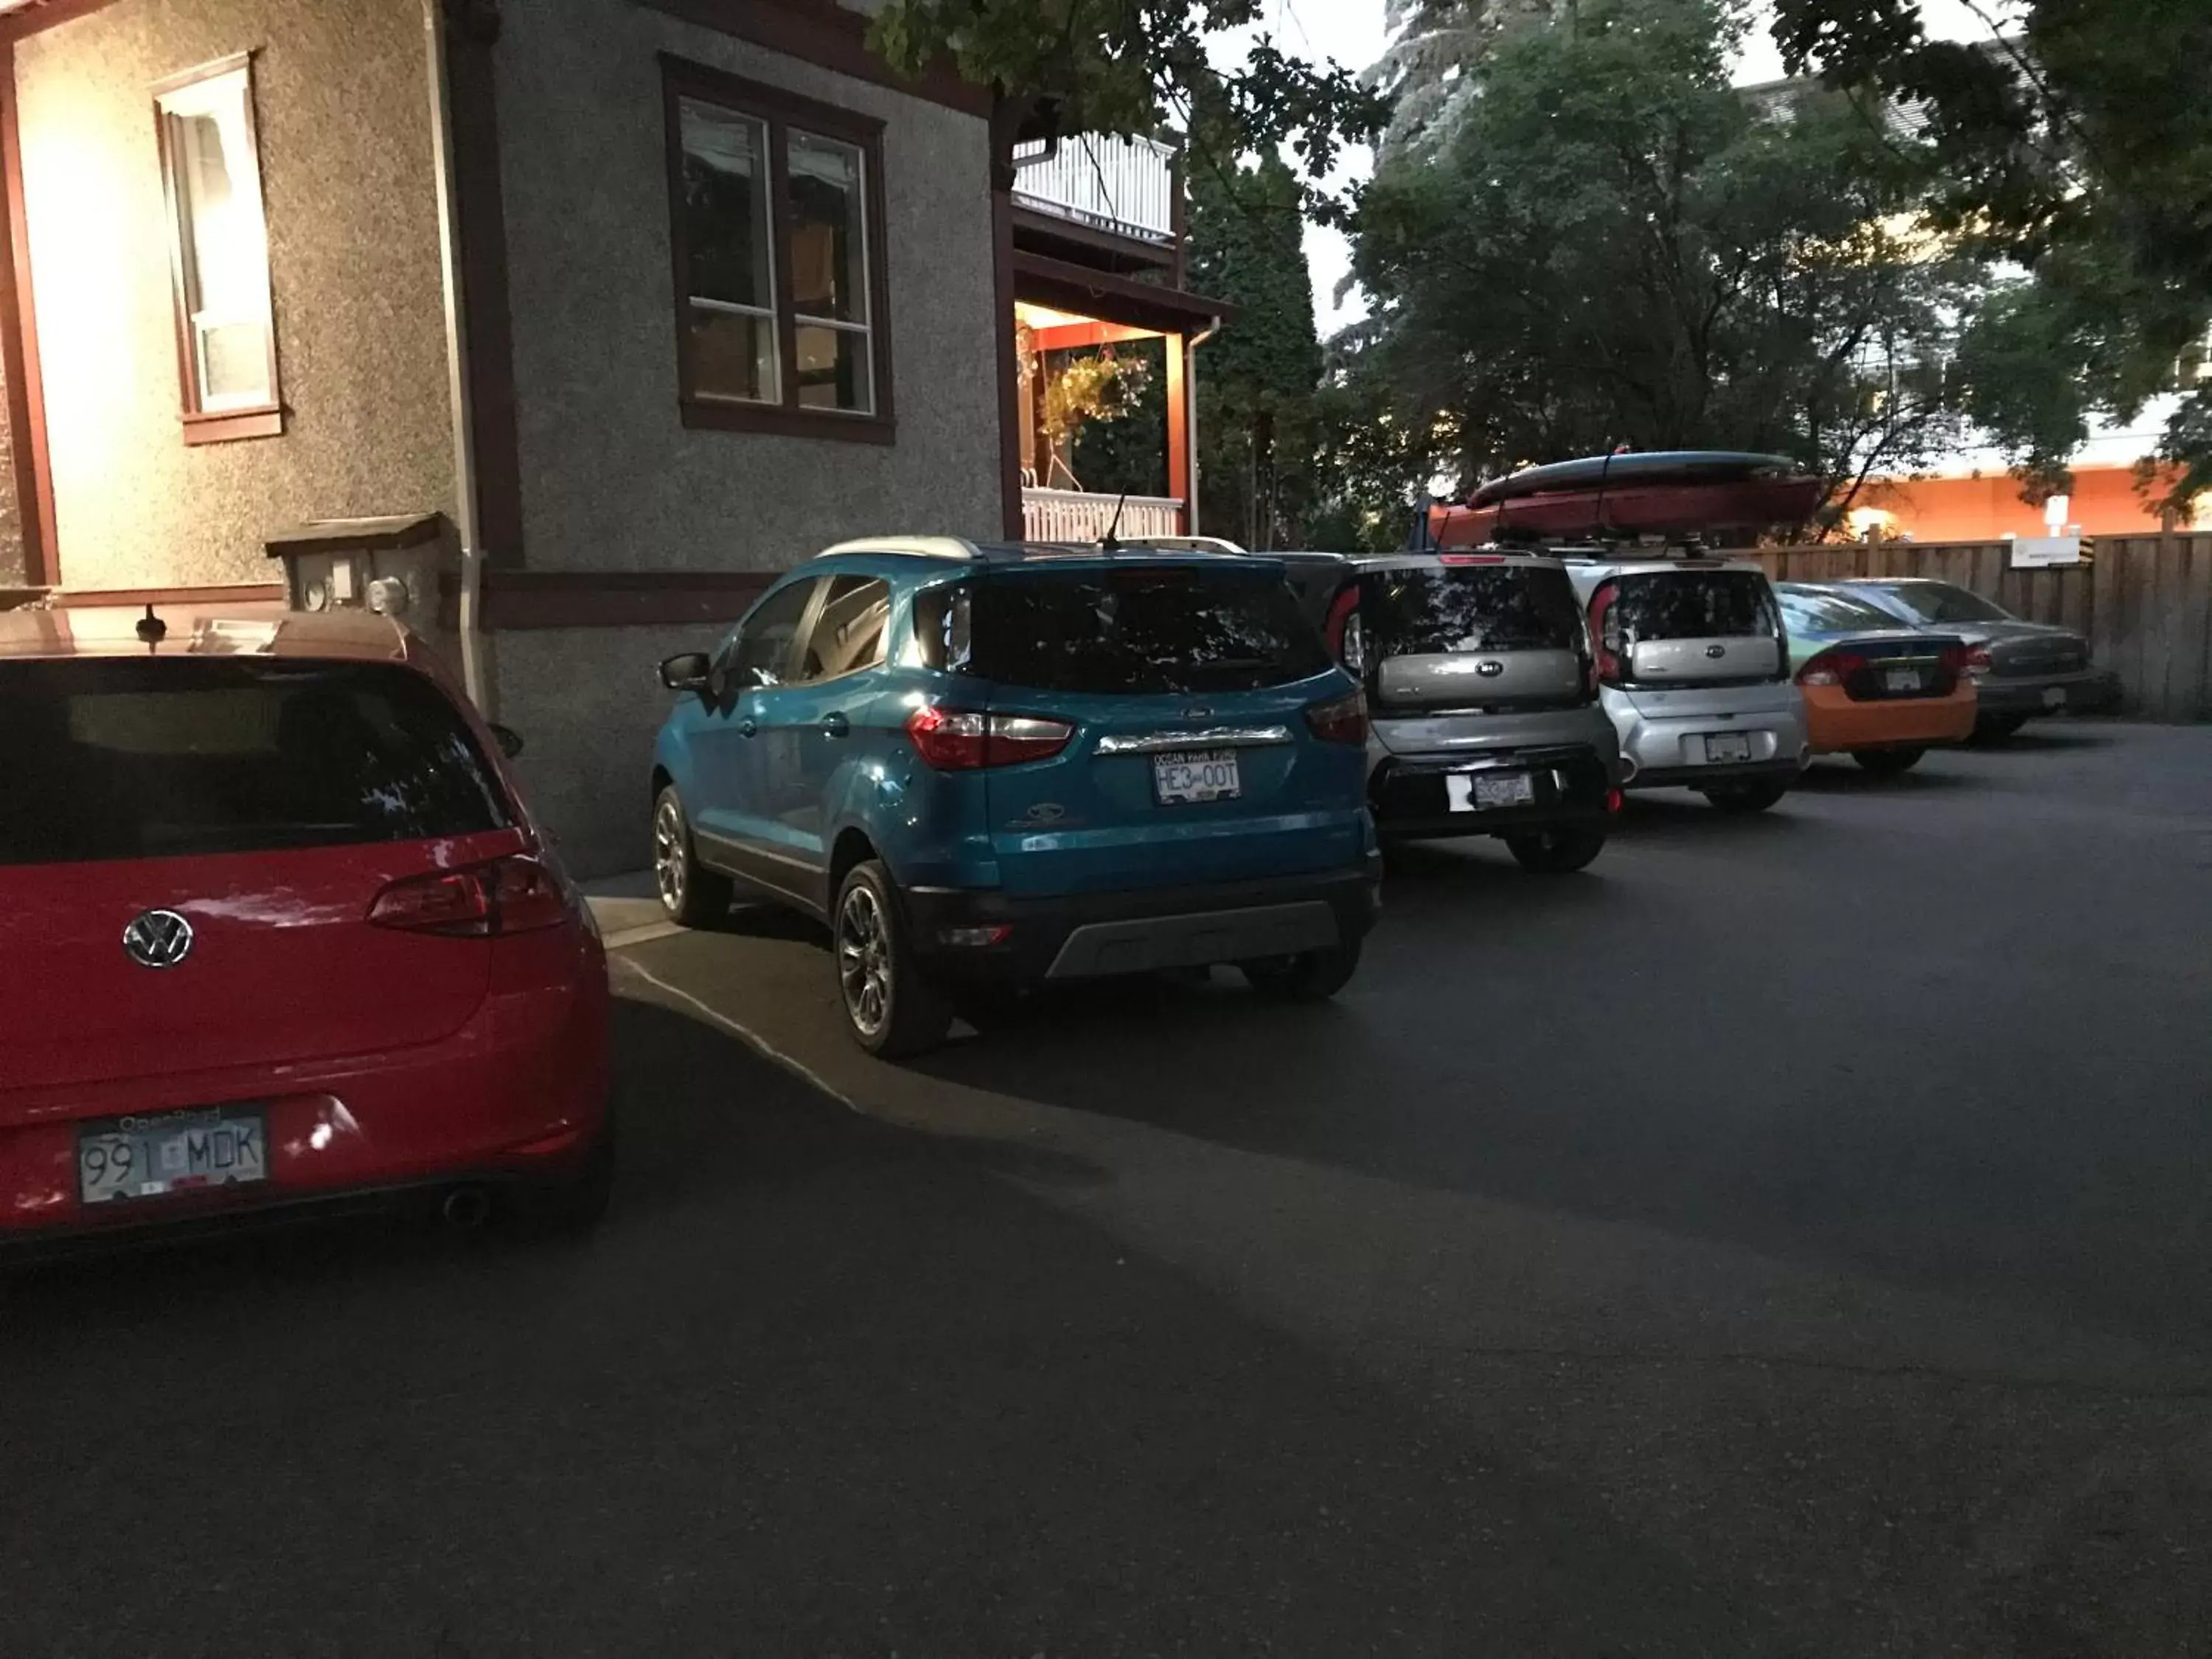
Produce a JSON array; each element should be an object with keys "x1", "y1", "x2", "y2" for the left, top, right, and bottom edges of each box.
[{"x1": 5, "y1": 720, "x2": 2211, "y2": 1658}]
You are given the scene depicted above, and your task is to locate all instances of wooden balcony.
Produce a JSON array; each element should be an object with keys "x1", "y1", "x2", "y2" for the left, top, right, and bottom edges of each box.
[
  {"x1": 1021, "y1": 488, "x2": 1183, "y2": 543},
  {"x1": 1012, "y1": 134, "x2": 1178, "y2": 255}
]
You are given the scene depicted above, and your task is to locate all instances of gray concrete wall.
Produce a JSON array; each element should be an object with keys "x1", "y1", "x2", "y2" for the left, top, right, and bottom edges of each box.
[
  {"x1": 15, "y1": 0, "x2": 454, "y2": 591},
  {"x1": 493, "y1": 0, "x2": 1001, "y2": 573},
  {"x1": 493, "y1": 624, "x2": 728, "y2": 877}
]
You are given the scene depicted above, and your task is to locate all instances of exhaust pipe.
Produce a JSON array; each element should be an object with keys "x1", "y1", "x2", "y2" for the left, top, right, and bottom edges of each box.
[{"x1": 441, "y1": 1186, "x2": 492, "y2": 1230}]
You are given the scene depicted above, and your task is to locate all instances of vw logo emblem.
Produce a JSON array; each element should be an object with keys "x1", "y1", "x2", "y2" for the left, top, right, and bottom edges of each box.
[
  {"x1": 122, "y1": 909, "x2": 195, "y2": 970},
  {"x1": 1475, "y1": 660, "x2": 1506, "y2": 678},
  {"x1": 1705, "y1": 643, "x2": 1728, "y2": 659}
]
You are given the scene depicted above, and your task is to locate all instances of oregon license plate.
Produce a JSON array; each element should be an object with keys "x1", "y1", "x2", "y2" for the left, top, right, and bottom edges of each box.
[
  {"x1": 77, "y1": 1107, "x2": 268, "y2": 1206},
  {"x1": 1152, "y1": 748, "x2": 1240, "y2": 804},
  {"x1": 1447, "y1": 771, "x2": 1536, "y2": 811},
  {"x1": 1884, "y1": 668, "x2": 1923, "y2": 693},
  {"x1": 1703, "y1": 732, "x2": 1752, "y2": 763}
]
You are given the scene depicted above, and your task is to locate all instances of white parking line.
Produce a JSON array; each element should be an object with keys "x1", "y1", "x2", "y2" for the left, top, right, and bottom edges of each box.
[{"x1": 610, "y1": 953, "x2": 863, "y2": 1116}]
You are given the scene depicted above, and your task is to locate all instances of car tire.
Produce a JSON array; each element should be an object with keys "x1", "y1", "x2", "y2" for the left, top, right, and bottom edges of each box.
[
  {"x1": 653, "y1": 785, "x2": 732, "y2": 928},
  {"x1": 1240, "y1": 936, "x2": 1363, "y2": 1001},
  {"x1": 834, "y1": 860, "x2": 953, "y2": 1058},
  {"x1": 1700, "y1": 779, "x2": 1790, "y2": 812},
  {"x1": 1972, "y1": 714, "x2": 2028, "y2": 744},
  {"x1": 519, "y1": 1121, "x2": 614, "y2": 1235},
  {"x1": 1851, "y1": 746, "x2": 1925, "y2": 776},
  {"x1": 1504, "y1": 824, "x2": 1607, "y2": 874}
]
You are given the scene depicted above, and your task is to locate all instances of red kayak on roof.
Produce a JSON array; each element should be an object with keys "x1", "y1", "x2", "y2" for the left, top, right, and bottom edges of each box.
[{"x1": 1429, "y1": 451, "x2": 1825, "y2": 548}]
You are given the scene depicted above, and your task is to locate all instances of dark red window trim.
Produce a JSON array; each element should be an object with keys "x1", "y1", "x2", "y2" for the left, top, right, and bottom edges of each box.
[{"x1": 659, "y1": 53, "x2": 896, "y2": 445}]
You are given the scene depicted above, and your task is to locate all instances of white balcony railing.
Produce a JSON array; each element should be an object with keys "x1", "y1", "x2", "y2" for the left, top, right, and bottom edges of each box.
[
  {"x1": 1022, "y1": 488, "x2": 1182, "y2": 543},
  {"x1": 1012, "y1": 133, "x2": 1177, "y2": 245}
]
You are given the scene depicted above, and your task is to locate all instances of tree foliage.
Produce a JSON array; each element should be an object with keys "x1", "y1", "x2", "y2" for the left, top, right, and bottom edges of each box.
[
  {"x1": 1771, "y1": 0, "x2": 2212, "y2": 510},
  {"x1": 1332, "y1": 0, "x2": 1980, "y2": 531},
  {"x1": 1186, "y1": 156, "x2": 1324, "y2": 548},
  {"x1": 869, "y1": 0, "x2": 1385, "y2": 213}
]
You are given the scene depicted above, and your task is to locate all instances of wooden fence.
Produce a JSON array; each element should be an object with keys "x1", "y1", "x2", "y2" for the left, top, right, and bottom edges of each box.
[{"x1": 1744, "y1": 533, "x2": 2212, "y2": 723}]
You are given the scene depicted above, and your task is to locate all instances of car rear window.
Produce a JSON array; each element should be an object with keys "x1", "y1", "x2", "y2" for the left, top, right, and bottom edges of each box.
[
  {"x1": 1601, "y1": 570, "x2": 1779, "y2": 641},
  {"x1": 1865, "y1": 582, "x2": 2011, "y2": 625},
  {"x1": 1357, "y1": 565, "x2": 1583, "y2": 657},
  {"x1": 0, "y1": 657, "x2": 511, "y2": 866},
  {"x1": 914, "y1": 565, "x2": 1331, "y2": 695},
  {"x1": 1777, "y1": 588, "x2": 1899, "y2": 633}
]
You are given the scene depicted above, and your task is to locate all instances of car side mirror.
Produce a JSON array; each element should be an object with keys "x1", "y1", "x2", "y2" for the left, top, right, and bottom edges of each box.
[
  {"x1": 488, "y1": 723, "x2": 525, "y2": 759},
  {"x1": 659, "y1": 652, "x2": 713, "y2": 696}
]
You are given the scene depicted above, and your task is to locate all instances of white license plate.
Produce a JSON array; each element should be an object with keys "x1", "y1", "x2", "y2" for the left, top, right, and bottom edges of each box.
[
  {"x1": 1884, "y1": 668, "x2": 1923, "y2": 693},
  {"x1": 1703, "y1": 732, "x2": 1753, "y2": 763},
  {"x1": 1152, "y1": 748, "x2": 1240, "y2": 804},
  {"x1": 2042, "y1": 686, "x2": 2066, "y2": 709},
  {"x1": 1447, "y1": 771, "x2": 1536, "y2": 812},
  {"x1": 77, "y1": 1107, "x2": 268, "y2": 1206}
]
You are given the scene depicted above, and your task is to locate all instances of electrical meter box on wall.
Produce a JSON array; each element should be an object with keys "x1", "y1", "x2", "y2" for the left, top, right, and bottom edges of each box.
[{"x1": 265, "y1": 513, "x2": 453, "y2": 629}]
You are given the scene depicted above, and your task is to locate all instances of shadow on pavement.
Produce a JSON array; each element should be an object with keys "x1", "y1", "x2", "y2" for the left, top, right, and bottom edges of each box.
[{"x1": 0, "y1": 993, "x2": 1770, "y2": 1659}]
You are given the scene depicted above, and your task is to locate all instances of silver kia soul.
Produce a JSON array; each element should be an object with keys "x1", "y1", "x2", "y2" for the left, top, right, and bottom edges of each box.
[
  {"x1": 1560, "y1": 554, "x2": 1809, "y2": 810},
  {"x1": 1279, "y1": 551, "x2": 1623, "y2": 873}
]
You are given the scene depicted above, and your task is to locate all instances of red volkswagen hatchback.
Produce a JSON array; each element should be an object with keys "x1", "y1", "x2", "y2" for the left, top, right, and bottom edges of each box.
[{"x1": 0, "y1": 608, "x2": 611, "y2": 1247}]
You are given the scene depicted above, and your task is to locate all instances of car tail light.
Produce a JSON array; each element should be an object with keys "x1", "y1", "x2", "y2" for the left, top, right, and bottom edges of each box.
[
  {"x1": 368, "y1": 854, "x2": 568, "y2": 936},
  {"x1": 1607, "y1": 787, "x2": 1624, "y2": 814},
  {"x1": 1305, "y1": 689, "x2": 1368, "y2": 745},
  {"x1": 1587, "y1": 581, "x2": 1626, "y2": 686},
  {"x1": 905, "y1": 705, "x2": 1074, "y2": 769},
  {"x1": 1796, "y1": 649, "x2": 1865, "y2": 688},
  {"x1": 1961, "y1": 644, "x2": 1992, "y2": 676}
]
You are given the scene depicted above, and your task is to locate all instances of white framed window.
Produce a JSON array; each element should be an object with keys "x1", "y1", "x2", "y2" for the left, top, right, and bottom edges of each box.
[
  {"x1": 153, "y1": 52, "x2": 281, "y2": 442},
  {"x1": 661, "y1": 55, "x2": 894, "y2": 443}
]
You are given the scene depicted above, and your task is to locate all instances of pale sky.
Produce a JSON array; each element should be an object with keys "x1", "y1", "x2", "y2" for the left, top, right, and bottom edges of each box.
[{"x1": 1208, "y1": 0, "x2": 2025, "y2": 336}]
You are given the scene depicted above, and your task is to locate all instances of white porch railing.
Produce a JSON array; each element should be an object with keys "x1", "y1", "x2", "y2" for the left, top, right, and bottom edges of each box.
[
  {"x1": 1022, "y1": 488, "x2": 1182, "y2": 543},
  {"x1": 1011, "y1": 133, "x2": 1177, "y2": 245}
]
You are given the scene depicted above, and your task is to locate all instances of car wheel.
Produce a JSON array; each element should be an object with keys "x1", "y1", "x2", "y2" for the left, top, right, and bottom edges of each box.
[
  {"x1": 518, "y1": 1122, "x2": 614, "y2": 1235},
  {"x1": 653, "y1": 785, "x2": 732, "y2": 928},
  {"x1": 835, "y1": 860, "x2": 953, "y2": 1058},
  {"x1": 1700, "y1": 779, "x2": 1790, "y2": 812},
  {"x1": 1852, "y1": 746, "x2": 1925, "y2": 776},
  {"x1": 1240, "y1": 937, "x2": 1363, "y2": 1001},
  {"x1": 1504, "y1": 824, "x2": 1607, "y2": 874},
  {"x1": 1972, "y1": 714, "x2": 2028, "y2": 744}
]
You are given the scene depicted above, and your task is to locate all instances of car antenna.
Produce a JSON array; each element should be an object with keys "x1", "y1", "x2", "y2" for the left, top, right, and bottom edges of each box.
[
  {"x1": 1099, "y1": 490, "x2": 1130, "y2": 552},
  {"x1": 135, "y1": 603, "x2": 167, "y2": 653}
]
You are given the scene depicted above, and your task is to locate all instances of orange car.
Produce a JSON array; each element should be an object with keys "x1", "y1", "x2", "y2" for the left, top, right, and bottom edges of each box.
[{"x1": 1775, "y1": 584, "x2": 1978, "y2": 776}]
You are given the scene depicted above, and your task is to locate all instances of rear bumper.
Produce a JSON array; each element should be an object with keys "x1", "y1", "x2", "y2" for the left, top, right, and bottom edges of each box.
[
  {"x1": 1802, "y1": 683, "x2": 1978, "y2": 754},
  {"x1": 1608, "y1": 698, "x2": 1809, "y2": 790},
  {"x1": 1368, "y1": 745, "x2": 1613, "y2": 841},
  {"x1": 1973, "y1": 667, "x2": 2122, "y2": 715},
  {"x1": 903, "y1": 861, "x2": 1382, "y2": 984},
  {"x1": 0, "y1": 940, "x2": 610, "y2": 1242}
]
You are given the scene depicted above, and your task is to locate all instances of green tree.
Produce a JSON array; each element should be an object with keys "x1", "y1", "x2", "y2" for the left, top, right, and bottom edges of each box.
[
  {"x1": 1186, "y1": 155, "x2": 1324, "y2": 549},
  {"x1": 1770, "y1": 0, "x2": 2212, "y2": 512},
  {"x1": 870, "y1": 1, "x2": 1385, "y2": 210},
  {"x1": 1342, "y1": 0, "x2": 1982, "y2": 528}
]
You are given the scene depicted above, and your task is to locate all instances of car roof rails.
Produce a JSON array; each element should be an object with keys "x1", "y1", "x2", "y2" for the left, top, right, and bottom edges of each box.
[{"x1": 816, "y1": 536, "x2": 982, "y2": 561}]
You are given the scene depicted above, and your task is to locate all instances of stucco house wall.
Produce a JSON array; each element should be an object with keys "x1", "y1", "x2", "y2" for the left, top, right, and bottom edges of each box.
[
  {"x1": 487, "y1": 0, "x2": 1001, "y2": 874},
  {"x1": 13, "y1": 0, "x2": 454, "y2": 591},
  {"x1": 491, "y1": 0, "x2": 1001, "y2": 574}
]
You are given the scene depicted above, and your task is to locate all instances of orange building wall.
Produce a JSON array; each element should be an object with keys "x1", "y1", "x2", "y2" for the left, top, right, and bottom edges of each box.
[{"x1": 1861, "y1": 467, "x2": 2181, "y2": 541}]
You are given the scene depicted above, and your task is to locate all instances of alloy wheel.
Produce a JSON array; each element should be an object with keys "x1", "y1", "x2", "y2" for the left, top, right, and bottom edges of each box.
[
  {"x1": 653, "y1": 796, "x2": 686, "y2": 914},
  {"x1": 838, "y1": 883, "x2": 891, "y2": 1038}
]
